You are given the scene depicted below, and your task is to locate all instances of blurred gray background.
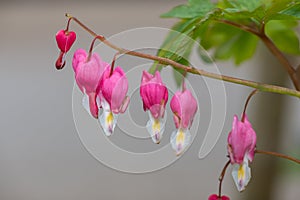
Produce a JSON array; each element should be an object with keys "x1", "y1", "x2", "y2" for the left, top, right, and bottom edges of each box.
[{"x1": 0, "y1": 0, "x2": 300, "y2": 200}]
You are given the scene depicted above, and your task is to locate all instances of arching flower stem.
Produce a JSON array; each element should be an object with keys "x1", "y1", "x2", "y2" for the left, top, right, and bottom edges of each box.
[
  {"x1": 65, "y1": 13, "x2": 300, "y2": 99},
  {"x1": 242, "y1": 89, "x2": 258, "y2": 122}
]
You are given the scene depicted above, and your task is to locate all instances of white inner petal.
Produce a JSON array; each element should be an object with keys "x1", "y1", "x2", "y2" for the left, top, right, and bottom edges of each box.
[
  {"x1": 98, "y1": 99, "x2": 118, "y2": 137},
  {"x1": 170, "y1": 128, "x2": 191, "y2": 156},
  {"x1": 82, "y1": 93, "x2": 91, "y2": 116},
  {"x1": 231, "y1": 160, "x2": 251, "y2": 192},
  {"x1": 146, "y1": 111, "x2": 166, "y2": 144}
]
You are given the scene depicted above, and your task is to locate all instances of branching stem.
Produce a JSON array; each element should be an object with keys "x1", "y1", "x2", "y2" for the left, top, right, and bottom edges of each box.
[
  {"x1": 217, "y1": 19, "x2": 300, "y2": 91},
  {"x1": 65, "y1": 14, "x2": 300, "y2": 98}
]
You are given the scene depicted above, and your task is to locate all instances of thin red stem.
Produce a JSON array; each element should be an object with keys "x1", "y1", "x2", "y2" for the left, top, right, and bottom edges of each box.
[
  {"x1": 110, "y1": 52, "x2": 120, "y2": 76},
  {"x1": 255, "y1": 149, "x2": 300, "y2": 165},
  {"x1": 242, "y1": 89, "x2": 258, "y2": 122},
  {"x1": 218, "y1": 160, "x2": 231, "y2": 197},
  {"x1": 65, "y1": 17, "x2": 72, "y2": 32}
]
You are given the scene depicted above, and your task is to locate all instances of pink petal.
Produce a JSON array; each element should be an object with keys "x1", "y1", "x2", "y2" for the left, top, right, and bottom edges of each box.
[
  {"x1": 74, "y1": 49, "x2": 107, "y2": 94},
  {"x1": 87, "y1": 92, "x2": 98, "y2": 118},
  {"x1": 100, "y1": 67, "x2": 129, "y2": 114},
  {"x1": 72, "y1": 49, "x2": 87, "y2": 72},
  {"x1": 140, "y1": 70, "x2": 168, "y2": 119},
  {"x1": 170, "y1": 89, "x2": 198, "y2": 129},
  {"x1": 227, "y1": 114, "x2": 257, "y2": 164}
]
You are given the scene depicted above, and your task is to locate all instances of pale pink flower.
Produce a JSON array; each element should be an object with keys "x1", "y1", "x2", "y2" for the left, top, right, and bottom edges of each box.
[
  {"x1": 170, "y1": 87, "x2": 197, "y2": 155},
  {"x1": 227, "y1": 114, "x2": 257, "y2": 192},
  {"x1": 98, "y1": 66, "x2": 130, "y2": 136},
  {"x1": 72, "y1": 49, "x2": 108, "y2": 118}
]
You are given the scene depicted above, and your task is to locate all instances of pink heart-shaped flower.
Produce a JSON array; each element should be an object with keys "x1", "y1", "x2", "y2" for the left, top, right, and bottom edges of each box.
[{"x1": 55, "y1": 29, "x2": 76, "y2": 53}]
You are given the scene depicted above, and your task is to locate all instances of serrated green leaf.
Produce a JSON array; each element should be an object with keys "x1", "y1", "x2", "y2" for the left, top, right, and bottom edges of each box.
[{"x1": 265, "y1": 20, "x2": 300, "y2": 54}]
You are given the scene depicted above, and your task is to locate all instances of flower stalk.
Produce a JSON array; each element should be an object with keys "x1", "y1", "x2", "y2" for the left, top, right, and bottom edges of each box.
[{"x1": 255, "y1": 149, "x2": 300, "y2": 165}]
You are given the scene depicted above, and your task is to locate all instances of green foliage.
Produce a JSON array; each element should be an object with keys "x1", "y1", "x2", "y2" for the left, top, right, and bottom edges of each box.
[
  {"x1": 161, "y1": 0, "x2": 215, "y2": 19},
  {"x1": 155, "y1": 0, "x2": 300, "y2": 86},
  {"x1": 265, "y1": 20, "x2": 300, "y2": 54}
]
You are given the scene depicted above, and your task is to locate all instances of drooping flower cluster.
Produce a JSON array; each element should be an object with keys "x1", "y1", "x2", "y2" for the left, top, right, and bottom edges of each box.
[
  {"x1": 55, "y1": 25, "x2": 198, "y2": 154},
  {"x1": 139, "y1": 71, "x2": 198, "y2": 154}
]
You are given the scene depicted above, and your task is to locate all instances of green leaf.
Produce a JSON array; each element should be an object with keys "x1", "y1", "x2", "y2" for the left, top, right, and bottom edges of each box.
[
  {"x1": 265, "y1": 20, "x2": 300, "y2": 54},
  {"x1": 149, "y1": 18, "x2": 198, "y2": 74},
  {"x1": 226, "y1": 0, "x2": 264, "y2": 12},
  {"x1": 161, "y1": 0, "x2": 215, "y2": 19},
  {"x1": 280, "y1": 2, "x2": 300, "y2": 19},
  {"x1": 199, "y1": 22, "x2": 259, "y2": 65}
]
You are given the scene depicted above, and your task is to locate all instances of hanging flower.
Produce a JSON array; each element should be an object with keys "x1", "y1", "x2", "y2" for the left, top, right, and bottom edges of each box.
[
  {"x1": 170, "y1": 85, "x2": 197, "y2": 155},
  {"x1": 98, "y1": 66, "x2": 130, "y2": 136},
  {"x1": 140, "y1": 71, "x2": 168, "y2": 144},
  {"x1": 227, "y1": 114, "x2": 256, "y2": 192},
  {"x1": 72, "y1": 49, "x2": 108, "y2": 118},
  {"x1": 55, "y1": 29, "x2": 76, "y2": 69},
  {"x1": 208, "y1": 194, "x2": 230, "y2": 200}
]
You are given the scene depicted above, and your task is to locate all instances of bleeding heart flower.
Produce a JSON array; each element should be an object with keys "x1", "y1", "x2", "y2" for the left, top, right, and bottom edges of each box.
[
  {"x1": 227, "y1": 114, "x2": 256, "y2": 192},
  {"x1": 56, "y1": 29, "x2": 76, "y2": 53},
  {"x1": 55, "y1": 29, "x2": 76, "y2": 70},
  {"x1": 170, "y1": 86, "x2": 197, "y2": 156},
  {"x1": 72, "y1": 49, "x2": 108, "y2": 118},
  {"x1": 140, "y1": 71, "x2": 168, "y2": 144},
  {"x1": 98, "y1": 66, "x2": 130, "y2": 136},
  {"x1": 208, "y1": 194, "x2": 230, "y2": 200}
]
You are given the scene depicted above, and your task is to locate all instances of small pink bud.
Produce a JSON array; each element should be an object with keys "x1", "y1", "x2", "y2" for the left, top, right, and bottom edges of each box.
[
  {"x1": 55, "y1": 29, "x2": 76, "y2": 53},
  {"x1": 55, "y1": 51, "x2": 66, "y2": 70},
  {"x1": 208, "y1": 194, "x2": 230, "y2": 200}
]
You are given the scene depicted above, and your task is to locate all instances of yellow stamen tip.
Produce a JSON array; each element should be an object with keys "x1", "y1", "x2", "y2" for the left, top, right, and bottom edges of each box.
[{"x1": 106, "y1": 112, "x2": 114, "y2": 125}]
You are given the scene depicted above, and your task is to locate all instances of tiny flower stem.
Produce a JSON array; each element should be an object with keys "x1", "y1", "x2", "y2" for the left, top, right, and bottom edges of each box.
[
  {"x1": 255, "y1": 149, "x2": 300, "y2": 165},
  {"x1": 110, "y1": 52, "x2": 120, "y2": 76},
  {"x1": 87, "y1": 35, "x2": 104, "y2": 61},
  {"x1": 65, "y1": 14, "x2": 300, "y2": 99},
  {"x1": 65, "y1": 17, "x2": 72, "y2": 32},
  {"x1": 242, "y1": 89, "x2": 258, "y2": 122},
  {"x1": 218, "y1": 160, "x2": 231, "y2": 197},
  {"x1": 181, "y1": 70, "x2": 187, "y2": 92}
]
